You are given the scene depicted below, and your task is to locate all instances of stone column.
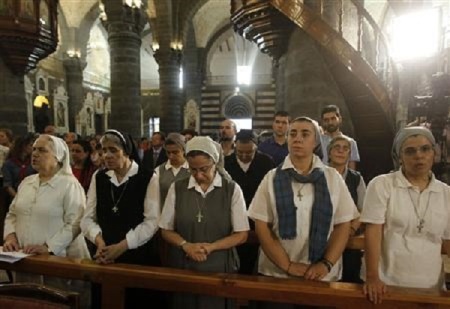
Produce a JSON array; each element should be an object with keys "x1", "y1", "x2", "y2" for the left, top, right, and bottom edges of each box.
[
  {"x1": 104, "y1": 2, "x2": 144, "y2": 138},
  {"x1": 63, "y1": 56, "x2": 86, "y2": 132},
  {"x1": 0, "y1": 58, "x2": 28, "y2": 135},
  {"x1": 155, "y1": 49, "x2": 183, "y2": 133}
]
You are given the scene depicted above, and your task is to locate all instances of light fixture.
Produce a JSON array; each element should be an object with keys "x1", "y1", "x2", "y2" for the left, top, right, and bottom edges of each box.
[
  {"x1": 66, "y1": 50, "x2": 81, "y2": 58},
  {"x1": 170, "y1": 41, "x2": 183, "y2": 51},
  {"x1": 123, "y1": 0, "x2": 142, "y2": 8},
  {"x1": 33, "y1": 95, "x2": 49, "y2": 108},
  {"x1": 151, "y1": 42, "x2": 160, "y2": 52}
]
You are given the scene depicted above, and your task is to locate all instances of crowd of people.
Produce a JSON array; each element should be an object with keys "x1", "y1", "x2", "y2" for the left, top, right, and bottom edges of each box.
[{"x1": 0, "y1": 104, "x2": 448, "y2": 308}]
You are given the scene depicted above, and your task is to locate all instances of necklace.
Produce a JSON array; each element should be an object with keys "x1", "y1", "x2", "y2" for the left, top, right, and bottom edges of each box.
[
  {"x1": 195, "y1": 195, "x2": 206, "y2": 223},
  {"x1": 297, "y1": 184, "x2": 307, "y2": 201},
  {"x1": 407, "y1": 188, "x2": 432, "y2": 233},
  {"x1": 110, "y1": 181, "x2": 129, "y2": 214}
]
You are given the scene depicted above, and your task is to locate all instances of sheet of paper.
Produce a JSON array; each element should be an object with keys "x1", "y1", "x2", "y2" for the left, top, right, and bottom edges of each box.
[{"x1": 0, "y1": 247, "x2": 33, "y2": 263}]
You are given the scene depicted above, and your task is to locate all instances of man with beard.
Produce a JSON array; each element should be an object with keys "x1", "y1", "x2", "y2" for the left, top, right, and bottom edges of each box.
[
  {"x1": 321, "y1": 105, "x2": 360, "y2": 170},
  {"x1": 219, "y1": 119, "x2": 237, "y2": 156},
  {"x1": 258, "y1": 111, "x2": 290, "y2": 166}
]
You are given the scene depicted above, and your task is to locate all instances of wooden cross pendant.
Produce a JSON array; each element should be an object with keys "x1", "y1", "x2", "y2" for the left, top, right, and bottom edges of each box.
[
  {"x1": 417, "y1": 219, "x2": 425, "y2": 233},
  {"x1": 196, "y1": 211, "x2": 204, "y2": 223}
]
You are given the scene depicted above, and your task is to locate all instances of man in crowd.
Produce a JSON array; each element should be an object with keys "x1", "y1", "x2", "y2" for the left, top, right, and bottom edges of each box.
[
  {"x1": 225, "y1": 129, "x2": 275, "y2": 274},
  {"x1": 258, "y1": 111, "x2": 290, "y2": 166},
  {"x1": 321, "y1": 105, "x2": 360, "y2": 170},
  {"x1": 219, "y1": 119, "x2": 237, "y2": 156},
  {"x1": 142, "y1": 131, "x2": 167, "y2": 172}
]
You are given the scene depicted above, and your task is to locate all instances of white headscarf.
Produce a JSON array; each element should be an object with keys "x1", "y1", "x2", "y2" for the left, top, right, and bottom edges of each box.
[
  {"x1": 45, "y1": 134, "x2": 72, "y2": 176},
  {"x1": 186, "y1": 136, "x2": 219, "y2": 163}
]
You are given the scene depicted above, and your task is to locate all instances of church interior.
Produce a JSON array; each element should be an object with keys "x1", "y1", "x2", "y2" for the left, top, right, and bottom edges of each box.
[
  {"x1": 1, "y1": 0, "x2": 450, "y2": 179},
  {"x1": 2, "y1": 0, "x2": 450, "y2": 308}
]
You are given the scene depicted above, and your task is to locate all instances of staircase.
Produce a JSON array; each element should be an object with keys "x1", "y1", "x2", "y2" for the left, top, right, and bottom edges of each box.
[{"x1": 231, "y1": 0, "x2": 399, "y2": 179}]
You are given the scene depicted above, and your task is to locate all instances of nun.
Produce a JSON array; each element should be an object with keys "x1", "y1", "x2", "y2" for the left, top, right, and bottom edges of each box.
[{"x1": 362, "y1": 126, "x2": 450, "y2": 304}]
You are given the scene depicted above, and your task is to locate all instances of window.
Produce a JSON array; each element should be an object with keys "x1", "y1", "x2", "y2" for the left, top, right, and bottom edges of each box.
[
  {"x1": 237, "y1": 65, "x2": 251, "y2": 85},
  {"x1": 148, "y1": 117, "x2": 160, "y2": 136},
  {"x1": 390, "y1": 9, "x2": 439, "y2": 61},
  {"x1": 231, "y1": 118, "x2": 252, "y2": 131}
]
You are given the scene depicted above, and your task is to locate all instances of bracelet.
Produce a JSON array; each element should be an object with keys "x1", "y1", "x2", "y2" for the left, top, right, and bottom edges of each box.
[
  {"x1": 178, "y1": 240, "x2": 187, "y2": 248},
  {"x1": 320, "y1": 258, "x2": 334, "y2": 272},
  {"x1": 286, "y1": 261, "x2": 292, "y2": 274}
]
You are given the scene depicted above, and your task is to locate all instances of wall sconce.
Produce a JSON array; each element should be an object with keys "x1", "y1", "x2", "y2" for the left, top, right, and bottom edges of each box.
[
  {"x1": 33, "y1": 95, "x2": 49, "y2": 108},
  {"x1": 123, "y1": 0, "x2": 142, "y2": 8},
  {"x1": 170, "y1": 42, "x2": 183, "y2": 51},
  {"x1": 66, "y1": 50, "x2": 81, "y2": 58},
  {"x1": 152, "y1": 42, "x2": 160, "y2": 52}
]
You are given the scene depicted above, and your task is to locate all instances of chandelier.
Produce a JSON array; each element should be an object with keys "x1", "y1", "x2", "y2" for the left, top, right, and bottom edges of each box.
[{"x1": 0, "y1": 0, "x2": 59, "y2": 75}]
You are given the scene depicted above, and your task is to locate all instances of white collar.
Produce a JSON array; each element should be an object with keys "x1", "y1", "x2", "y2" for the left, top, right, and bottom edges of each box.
[
  {"x1": 187, "y1": 172, "x2": 222, "y2": 196},
  {"x1": 164, "y1": 160, "x2": 189, "y2": 171},
  {"x1": 106, "y1": 161, "x2": 139, "y2": 186},
  {"x1": 394, "y1": 170, "x2": 441, "y2": 193},
  {"x1": 281, "y1": 155, "x2": 324, "y2": 174}
]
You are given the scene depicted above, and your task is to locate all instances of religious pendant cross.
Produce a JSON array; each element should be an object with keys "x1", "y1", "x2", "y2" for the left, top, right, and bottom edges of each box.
[
  {"x1": 297, "y1": 189, "x2": 303, "y2": 201},
  {"x1": 196, "y1": 211, "x2": 204, "y2": 223},
  {"x1": 112, "y1": 206, "x2": 119, "y2": 213},
  {"x1": 417, "y1": 219, "x2": 425, "y2": 233}
]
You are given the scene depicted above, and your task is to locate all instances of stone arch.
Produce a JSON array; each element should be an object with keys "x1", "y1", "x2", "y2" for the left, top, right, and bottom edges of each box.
[
  {"x1": 222, "y1": 93, "x2": 254, "y2": 119},
  {"x1": 204, "y1": 24, "x2": 233, "y2": 77}
]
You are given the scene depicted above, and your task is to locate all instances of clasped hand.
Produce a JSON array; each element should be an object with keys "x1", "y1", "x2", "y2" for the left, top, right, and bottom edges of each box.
[
  {"x1": 94, "y1": 239, "x2": 127, "y2": 265},
  {"x1": 183, "y1": 242, "x2": 214, "y2": 262},
  {"x1": 286, "y1": 262, "x2": 329, "y2": 281}
]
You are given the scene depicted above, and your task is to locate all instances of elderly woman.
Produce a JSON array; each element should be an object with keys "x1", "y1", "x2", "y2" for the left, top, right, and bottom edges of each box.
[
  {"x1": 159, "y1": 136, "x2": 249, "y2": 309},
  {"x1": 362, "y1": 126, "x2": 450, "y2": 304},
  {"x1": 4, "y1": 134, "x2": 87, "y2": 256},
  {"x1": 81, "y1": 129, "x2": 162, "y2": 308},
  {"x1": 3, "y1": 134, "x2": 89, "y2": 302},
  {"x1": 248, "y1": 117, "x2": 356, "y2": 308},
  {"x1": 327, "y1": 135, "x2": 366, "y2": 283}
]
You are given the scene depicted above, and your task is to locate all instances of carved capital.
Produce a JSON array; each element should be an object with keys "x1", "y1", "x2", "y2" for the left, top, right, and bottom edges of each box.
[{"x1": 153, "y1": 49, "x2": 183, "y2": 67}]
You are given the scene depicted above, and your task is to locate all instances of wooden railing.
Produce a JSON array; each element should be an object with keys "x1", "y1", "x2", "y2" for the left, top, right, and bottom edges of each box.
[{"x1": 0, "y1": 237, "x2": 449, "y2": 309}]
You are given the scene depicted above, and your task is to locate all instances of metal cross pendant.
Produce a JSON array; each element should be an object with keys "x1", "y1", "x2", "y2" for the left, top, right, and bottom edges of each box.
[
  {"x1": 196, "y1": 211, "x2": 203, "y2": 223},
  {"x1": 417, "y1": 219, "x2": 425, "y2": 233},
  {"x1": 112, "y1": 206, "x2": 119, "y2": 213}
]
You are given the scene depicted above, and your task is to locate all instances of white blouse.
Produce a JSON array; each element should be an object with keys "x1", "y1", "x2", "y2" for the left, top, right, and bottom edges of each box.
[
  {"x1": 81, "y1": 161, "x2": 159, "y2": 250},
  {"x1": 4, "y1": 172, "x2": 86, "y2": 256},
  {"x1": 360, "y1": 171, "x2": 450, "y2": 289},
  {"x1": 248, "y1": 155, "x2": 357, "y2": 280}
]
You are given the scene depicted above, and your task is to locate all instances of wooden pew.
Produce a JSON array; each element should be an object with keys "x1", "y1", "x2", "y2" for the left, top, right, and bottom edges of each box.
[{"x1": 0, "y1": 253, "x2": 449, "y2": 309}]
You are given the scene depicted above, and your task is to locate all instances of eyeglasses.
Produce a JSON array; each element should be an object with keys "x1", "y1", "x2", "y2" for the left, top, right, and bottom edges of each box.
[
  {"x1": 402, "y1": 144, "x2": 433, "y2": 156},
  {"x1": 331, "y1": 144, "x2": 350, "y2": 152},
  {"x1": 189, "y1": 164, "x2": 214, "y2": 175}
]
